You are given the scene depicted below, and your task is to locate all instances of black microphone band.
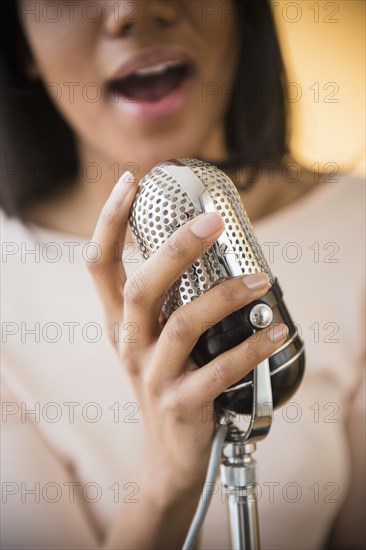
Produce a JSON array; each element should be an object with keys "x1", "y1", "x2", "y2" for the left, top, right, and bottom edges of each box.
[{"x1": 191, "y1": 280, "x2": 305, "y2": 414}]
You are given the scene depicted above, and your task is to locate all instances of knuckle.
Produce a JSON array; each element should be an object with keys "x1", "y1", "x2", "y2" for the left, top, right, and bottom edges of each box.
[
  {"x1": 166, "y1": 311, "x2": 191, "y2": 343},
  {"x1": 161, "y1": 389, "x2": 185, "y2": 421},
  {"x1": 85, "y1": 257, "x2": 97, "y2": 274},
  {"x1": 124, "y1": 271, "x2": 147, "y2": 307},
  {"x1": 100, "y1": 203, "x2": 118, "y2": 226},
  {"x1": 119, "y1": 347, "x2": 140, "y2": 377},
  {"x1": 143, "y1": 369, "x2": 160, "y2": 397},
  {"x1": 208, "y1": 362, "x2": 226, "y2": 386},
  {"x1": 243, "y1": 339, "x2": 261, "y2": 364},
  {"x1": 85, "y1": 257, "x2": 105, "y2": 276},
  {"x1": 163, "y1": 234, "x2": 188, "y2": 259},
  {"x1": 216, "y1": 282, "x2": 235, "y2": 303},
  {"x1": 84, "y1": 243, "x2": 106, "y2": 276}
]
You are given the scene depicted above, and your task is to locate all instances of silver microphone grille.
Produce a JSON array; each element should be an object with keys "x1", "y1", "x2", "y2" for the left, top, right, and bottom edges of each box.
[{"x1": 129, "y1": 159, "x2": 274, "y2": 316}]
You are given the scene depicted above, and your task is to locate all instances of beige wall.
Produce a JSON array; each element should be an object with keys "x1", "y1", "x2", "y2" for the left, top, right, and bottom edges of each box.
[{"x1": 273, "y1": 0, "x2": 365, "y2": 173}]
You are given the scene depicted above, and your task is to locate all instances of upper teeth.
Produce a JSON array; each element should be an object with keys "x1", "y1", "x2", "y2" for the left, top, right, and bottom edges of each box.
[{"x1": 134, "y1": 60, "x2": 183, "y2": 77}]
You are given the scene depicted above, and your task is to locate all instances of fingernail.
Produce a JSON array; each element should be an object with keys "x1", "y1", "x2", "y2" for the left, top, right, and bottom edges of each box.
[
  {"x1": 190, "y1": 213, "x2": 224, "y2": 238},
  {"x1": 269, "y1": 324, "x2": 289, "y2": 344},
  {"x1": 243, "y1": 272, "x2": 270, "y2": 290},
  {"x1": 111, "y1": 171, "x2": 135, "y2": 201}
]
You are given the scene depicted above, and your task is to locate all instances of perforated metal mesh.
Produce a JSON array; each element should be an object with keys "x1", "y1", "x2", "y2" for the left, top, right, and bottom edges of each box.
[{"x1": 129, "y1": 159, "x2": 274, "y2": 317}]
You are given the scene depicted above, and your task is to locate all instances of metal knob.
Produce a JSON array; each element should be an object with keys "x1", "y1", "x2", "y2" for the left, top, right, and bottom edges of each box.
[{"x1": 249, "y1": 303, "x2": 273, "y2": 329}]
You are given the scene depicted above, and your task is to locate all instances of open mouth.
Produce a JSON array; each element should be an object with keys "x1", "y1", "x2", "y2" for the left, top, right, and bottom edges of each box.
[{"x1": 108, "y1": 60, "x2": 193, "y2": 103}]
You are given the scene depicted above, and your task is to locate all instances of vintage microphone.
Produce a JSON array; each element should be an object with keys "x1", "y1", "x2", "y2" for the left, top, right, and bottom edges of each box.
[
  {"x1": 129, "y1": 159, "x2": 305, "y2": 549},
  {"x1": 129, "y1": 158, "x2": 305, "y2": 413}
]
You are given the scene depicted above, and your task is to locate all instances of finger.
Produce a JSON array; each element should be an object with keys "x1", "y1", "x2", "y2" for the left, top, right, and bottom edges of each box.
[
  {"x1": 86, "y1": 171, "x2": 138, "y2": 323},
  {"x1": 181, "y1": 323, "x2": 289, "y2": 405},
  {"x1": 153, "y1": 272, "x2": 271, "y2": 383},
  {"x1": 123, "y1": 212, "x2": 224, "y2": 335}
]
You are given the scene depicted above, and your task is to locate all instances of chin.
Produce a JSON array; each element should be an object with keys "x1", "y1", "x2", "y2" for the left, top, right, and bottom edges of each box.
[{"x1": 106, "y1": 130, "x2": 205, "y2": 177}]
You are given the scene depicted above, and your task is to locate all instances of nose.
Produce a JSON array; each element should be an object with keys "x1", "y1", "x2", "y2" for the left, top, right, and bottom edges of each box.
[{"x1": 105, "y1": 1, "x2": 180, "y2": 38}]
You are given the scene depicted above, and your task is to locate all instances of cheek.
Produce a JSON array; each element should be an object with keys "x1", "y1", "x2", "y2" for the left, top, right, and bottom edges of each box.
[
  {"x1": 191, "y1": 4, "x2": 239, "y2": 111},
  {"x1": 20, "y1": 5, "x2": 100, "y2": 87},
  {"x1": 22, "y1": 15, "x2": 107, "y2": 136}
]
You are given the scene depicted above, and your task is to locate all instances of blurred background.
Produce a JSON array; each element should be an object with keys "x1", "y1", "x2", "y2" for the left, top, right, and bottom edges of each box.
[{"x1": 272, "y1": 0, "x2": 365, "y2": 175}]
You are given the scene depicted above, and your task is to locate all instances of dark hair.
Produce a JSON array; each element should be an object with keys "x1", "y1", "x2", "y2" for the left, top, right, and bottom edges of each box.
[{"x1": 0, "y1": 0, "x2": 289, "y2": 217}]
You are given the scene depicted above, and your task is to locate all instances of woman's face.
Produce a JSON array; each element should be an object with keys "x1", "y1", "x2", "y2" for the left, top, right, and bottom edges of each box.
[{"x1": 19, "y1": 1, "x2": 239, "y2": 175}]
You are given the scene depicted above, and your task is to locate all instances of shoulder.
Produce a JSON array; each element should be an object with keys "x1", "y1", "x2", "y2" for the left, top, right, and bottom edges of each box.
[
  {"x1": 253, "y1": 166, "x2": 365, "y2": 244},
  {"x1": 1, "y1": 209, "x2": 27, "y2": 240},
  {"x1": 254, "y1": 167, "x2": 365, "y2": 289},
  {"x1": 234, "y1": 158, "x2": 365, "y2": 227}
]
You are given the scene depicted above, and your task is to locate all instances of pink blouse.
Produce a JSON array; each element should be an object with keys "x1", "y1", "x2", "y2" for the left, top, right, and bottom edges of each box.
[{"x1": 1, "y1": 170, "x2": 365, "y2": 549}]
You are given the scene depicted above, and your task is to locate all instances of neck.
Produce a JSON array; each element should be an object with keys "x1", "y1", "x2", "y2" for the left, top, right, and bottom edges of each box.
[
  {"x1": 21, "y1": 130, "x2": 316, "y2": 239},
  {"x1": 22, "y1": 125, "x2": 231, "y2": 239}
]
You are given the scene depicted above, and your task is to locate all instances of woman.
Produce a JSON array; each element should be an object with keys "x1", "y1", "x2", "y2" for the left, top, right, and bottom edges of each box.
[{"x1": 1, "y1": 1, "x2": 364, "y2": 549}]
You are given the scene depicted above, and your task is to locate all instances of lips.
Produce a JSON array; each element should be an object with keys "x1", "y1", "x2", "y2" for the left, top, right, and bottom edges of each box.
[
  {"x1": 109, "y1": 59, "x2": 193, "y2": 103},
  {"x1": 106, "y1": 47, "x2": 196, "y2": 122}
]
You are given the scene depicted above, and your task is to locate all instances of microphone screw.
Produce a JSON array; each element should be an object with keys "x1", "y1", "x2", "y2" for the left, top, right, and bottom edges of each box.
[{"x1": 249, "y1": 303, "x2": 273, "y2": 329}]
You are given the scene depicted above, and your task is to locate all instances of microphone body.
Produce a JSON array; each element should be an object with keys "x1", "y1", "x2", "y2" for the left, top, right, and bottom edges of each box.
[{"x1": 129, "y1": 159, "x2": 305, "y2": 414}]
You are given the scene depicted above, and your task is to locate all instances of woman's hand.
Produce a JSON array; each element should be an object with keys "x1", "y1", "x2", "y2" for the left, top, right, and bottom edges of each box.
[{"x1": 87, "y1": 170, "x2": 288, "y2": 524}]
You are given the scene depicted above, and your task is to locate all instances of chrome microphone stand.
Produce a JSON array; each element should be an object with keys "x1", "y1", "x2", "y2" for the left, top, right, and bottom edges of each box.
[{"x1": 219, "y1": 356, "x2": 273, "y2": 550}]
